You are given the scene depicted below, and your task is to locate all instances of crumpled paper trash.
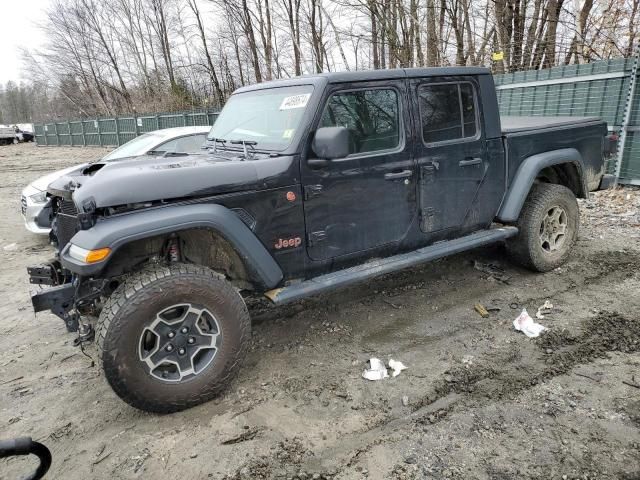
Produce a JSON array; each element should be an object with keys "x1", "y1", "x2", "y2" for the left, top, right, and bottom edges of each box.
[
  {"x1": 513, "y1": 309, "x2": 547, "y2": 338},
  {"x1": 388, "y1": 359, "x2": 408, "y2": 377},
  {"x1": 362, "y1": 358, "x2": 389, "y2": 381},
  {"x1": 362, "y1": 358, "x2": 408, "y2": 381}
]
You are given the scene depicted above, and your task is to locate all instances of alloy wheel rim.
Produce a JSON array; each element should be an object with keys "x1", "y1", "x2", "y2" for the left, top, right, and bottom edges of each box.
[
  {"x1": 138, "y1": 303, "x2": 221, "y2": 382},
  {"x1": 539, "y1": 205, "x2": 568, "y2": 253}
]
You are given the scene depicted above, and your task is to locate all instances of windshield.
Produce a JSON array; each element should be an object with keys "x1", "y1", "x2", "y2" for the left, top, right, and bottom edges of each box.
[
  {"x1": 102, "y1": 132, "x2": 164, "y2": 161},
  {"x1": 208, "y1": 85, "x2": 314, "y2": 151}
]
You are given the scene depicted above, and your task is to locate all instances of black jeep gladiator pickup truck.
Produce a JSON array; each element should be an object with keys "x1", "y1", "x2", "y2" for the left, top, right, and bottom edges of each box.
[{"x1": 29, "y1": 67, "x2": 615, "y2": 412}]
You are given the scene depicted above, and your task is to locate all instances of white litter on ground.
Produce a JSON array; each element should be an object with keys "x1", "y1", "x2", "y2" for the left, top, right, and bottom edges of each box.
[
  {"x1": 362, "y1": 358, "x2": 408, "y2": 381},
  {"x1": 3, "y1": 243, "x2": 17, "y2": 251},
  {"x1": 536, "y1": 300, "x2": 554, "y2": 319},
  {"x1": 362, "y1": 358, "x2": 389, "y2": 381},
  {"x1": 513, "y1": 309, "x2": 547, "y2": 338},
  {"x1": 388, "y1": 359, "x2": 408, "y2": 377}
]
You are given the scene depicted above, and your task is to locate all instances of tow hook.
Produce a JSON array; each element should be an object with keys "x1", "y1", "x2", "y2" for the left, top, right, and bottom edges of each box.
[{"x1": 73, "y1": 321, "x2": 95, "y2": 346}]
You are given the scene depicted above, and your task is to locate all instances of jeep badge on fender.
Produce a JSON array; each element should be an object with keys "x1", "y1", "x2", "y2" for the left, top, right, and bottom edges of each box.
[{"x1": 274, "y1": 236, "x2": 302, "y2": 249}]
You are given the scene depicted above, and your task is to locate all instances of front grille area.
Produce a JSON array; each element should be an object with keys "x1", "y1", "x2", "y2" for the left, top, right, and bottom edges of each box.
[
  {"x1": 21, "y1": 195, "x2": 27, "y2": 216},
  {"x1": 55, "y1": 199, "x2": 79, "y2": 250},
  {"x1": 59, "y1": 199, "x2": 79, "y2": 215}
]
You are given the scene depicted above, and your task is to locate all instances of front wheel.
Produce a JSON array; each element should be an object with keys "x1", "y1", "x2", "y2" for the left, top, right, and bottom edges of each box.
[
  {"x1": 96, "y1": 263, "x2": 250, "y2": 413},
  {"x1": 507, "y1": 183, "x2": 579, "y2": 272}
]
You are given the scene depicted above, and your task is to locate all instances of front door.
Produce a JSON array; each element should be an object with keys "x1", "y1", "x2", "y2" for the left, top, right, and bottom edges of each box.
[
  {"x1": 410, "y1": 78, "x2": 488, "y2": 233},
  {"x1": 302, "y1": 80, "x2": 416, "y2": 261}
]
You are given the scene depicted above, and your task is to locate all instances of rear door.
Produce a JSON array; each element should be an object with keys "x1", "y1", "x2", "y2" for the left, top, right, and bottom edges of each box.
[
  {"x1": 302, "y1": 80, "x2": 417, "y2": 260},
  {"x1": 410, "y1": 78, "x2": 487, "y2": 233}
]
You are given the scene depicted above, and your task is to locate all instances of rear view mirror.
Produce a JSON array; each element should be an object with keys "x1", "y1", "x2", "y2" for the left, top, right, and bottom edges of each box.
[{"x1": 312, "y1": 127, "x2": 350, "y2": 160}]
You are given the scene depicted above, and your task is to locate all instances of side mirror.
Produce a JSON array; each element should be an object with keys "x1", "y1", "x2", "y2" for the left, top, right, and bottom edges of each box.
[{"x1": 311, "y1": 126, "x2": 350, "y2": 161}]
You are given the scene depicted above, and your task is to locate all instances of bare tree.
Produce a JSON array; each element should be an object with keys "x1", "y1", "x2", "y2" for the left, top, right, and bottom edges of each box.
[{"x1": 18, "y1": 0, "x2": 640, "y2": 121}]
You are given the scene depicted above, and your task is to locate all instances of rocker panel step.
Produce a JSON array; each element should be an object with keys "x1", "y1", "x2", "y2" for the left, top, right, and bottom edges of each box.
[{"x1": 265, "y1": 226, "x2": 518, "y2": 305}]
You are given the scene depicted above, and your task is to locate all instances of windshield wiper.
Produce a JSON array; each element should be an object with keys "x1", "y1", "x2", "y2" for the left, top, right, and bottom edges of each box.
[
  {"x1": 230, "y1": 139, "x2": 257, "y2": 160},
  {"x1": 147, "y1": 150, "x2": 189, "y2": 157},
  {"x1": 206, "y1": 137, "x2": 228, "y2": 153}
]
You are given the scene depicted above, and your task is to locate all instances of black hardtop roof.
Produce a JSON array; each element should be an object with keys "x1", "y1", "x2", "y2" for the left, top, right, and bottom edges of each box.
[{"x1": 235, "y1": 66, "x2": 491, "y2": 93}]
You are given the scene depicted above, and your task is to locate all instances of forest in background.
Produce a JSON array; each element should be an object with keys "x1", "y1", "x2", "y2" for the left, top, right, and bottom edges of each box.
[{"x1": 1, "y1": 0, "x2": 638, "y2": 124}]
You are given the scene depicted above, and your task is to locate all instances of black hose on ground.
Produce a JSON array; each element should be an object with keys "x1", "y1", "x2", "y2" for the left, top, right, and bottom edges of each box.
[{"x1": 0, "y1": 437, "x2": 52, "y2": 480}]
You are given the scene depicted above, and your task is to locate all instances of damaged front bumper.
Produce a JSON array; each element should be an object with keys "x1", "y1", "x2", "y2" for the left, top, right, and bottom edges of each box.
[
  {"x1": 28, "y1": 259, "x2": 103, "y2": 335},
  {"x1": 31, "y1": 283, "x2": 79, "y2": 332}
]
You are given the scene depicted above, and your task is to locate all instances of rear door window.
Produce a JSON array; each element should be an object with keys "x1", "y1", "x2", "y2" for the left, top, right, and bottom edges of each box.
[
  {"x1": 320, "y1": 89, "x2": 400, "y2": 155},
  {"x1": 418, "y1": 82, "x2": 478, "y2": 144}
]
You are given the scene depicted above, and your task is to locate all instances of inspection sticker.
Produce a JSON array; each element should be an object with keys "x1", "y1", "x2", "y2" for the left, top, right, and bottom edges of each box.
[{"x1": 280, "y1": 93, "x2": 311, "y2": 110}]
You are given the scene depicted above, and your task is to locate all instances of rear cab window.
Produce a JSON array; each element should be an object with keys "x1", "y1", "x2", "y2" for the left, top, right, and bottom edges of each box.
[
  {"x1": 418, "y1": 82, "x2": 479, "y2": 144},
  {"x1": 319, "y1": 88, "x2": 401, "y2": 156}
]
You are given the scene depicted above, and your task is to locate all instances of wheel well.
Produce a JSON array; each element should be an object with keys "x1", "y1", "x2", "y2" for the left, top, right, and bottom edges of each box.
[
  {"x1": 102, "y1": 228, "x2": 253, "y2": 290},
  {"x1": 536, "y1": 163, "x2": 586, "y2": 198}
]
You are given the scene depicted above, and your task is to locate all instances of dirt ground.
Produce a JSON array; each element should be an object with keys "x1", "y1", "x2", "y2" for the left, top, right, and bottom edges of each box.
[{"x1": 1, "y1": 143, "x2": 640, "y2": 480}]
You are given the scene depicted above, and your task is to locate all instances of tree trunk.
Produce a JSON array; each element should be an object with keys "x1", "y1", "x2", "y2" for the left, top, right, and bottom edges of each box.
[
  {"x1": 426, "y1": 0, "x2": 438, "y2": 65},
  {"x1": 186, "y1": 0, "x2": 224, "y2": 106},
  {"x1": 242, "y1": 0, "x2": 263, "y2": 82}
]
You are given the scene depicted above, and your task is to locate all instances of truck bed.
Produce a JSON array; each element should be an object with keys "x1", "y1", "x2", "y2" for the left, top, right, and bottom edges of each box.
[
  {"x1": 501, "y1": 115, "x2": 608, "y2": 191},
  {"x1": 0, "y1": 127, "x2": 16, "y2": 139},
  {"x1": 501, "y1": 115, "x2": 603, "y2": 134}
]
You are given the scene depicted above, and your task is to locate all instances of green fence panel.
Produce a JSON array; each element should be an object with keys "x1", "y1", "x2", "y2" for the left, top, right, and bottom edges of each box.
[
  {"x1": 139, "y1": 115, "x2": 160, "y2": 133},
  {"x1": 55, "y1": 122, "x2": 71, "y2": 146},
  {"x1": 44, "y1": 124, "x2": 58, "y2": 145},
  {"x1": 34, "y1": 108, "x2": 220, "y2": 148},
  {"x1": 117, "y1": 117, "x2": 136, "y2": 143},
  {"x1": 495, "y1": 56, "x2": 640, "y2": 183}
]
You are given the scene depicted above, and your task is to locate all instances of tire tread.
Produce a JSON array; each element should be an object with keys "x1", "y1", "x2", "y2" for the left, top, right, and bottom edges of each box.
[
  {"x1": 96, "y1": 263, "x2": 250, "y2": 413},
  {"x1": 507, "y1": 183, "x2": 579, "y2": 272}
]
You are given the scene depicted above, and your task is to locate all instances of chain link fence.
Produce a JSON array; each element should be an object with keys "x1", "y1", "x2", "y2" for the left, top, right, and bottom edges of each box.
[{"x1": 34, "y1": 109, "x2": 219, "y2": 147}]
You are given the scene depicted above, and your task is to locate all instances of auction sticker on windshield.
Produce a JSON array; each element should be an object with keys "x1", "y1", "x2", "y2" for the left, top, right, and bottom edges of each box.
[{"x1": 280, "y1": 93, "x2": 311, "y2": 110}]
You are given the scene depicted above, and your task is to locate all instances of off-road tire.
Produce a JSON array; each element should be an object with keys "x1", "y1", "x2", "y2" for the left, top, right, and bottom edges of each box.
[
  {"x1": 96, "y1": 263, "x2": 250, "y2": 413},
  {"x1": 507, "y1": 183, "x2": 579, "y2": 272}
]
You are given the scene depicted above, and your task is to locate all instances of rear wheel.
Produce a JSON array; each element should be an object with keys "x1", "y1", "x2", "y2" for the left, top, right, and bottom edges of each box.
[
  {"x1": 96, "y1": 263, "x2": 250, "y2": 413},
  {"x1": 507, "y1": 183, "x2": 579, "y2": 272}
]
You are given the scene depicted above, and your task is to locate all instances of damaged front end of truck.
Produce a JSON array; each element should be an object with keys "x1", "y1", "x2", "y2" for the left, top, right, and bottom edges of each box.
[{"x1": 28, "y1": 175, "x2": 107, "y2": 340}]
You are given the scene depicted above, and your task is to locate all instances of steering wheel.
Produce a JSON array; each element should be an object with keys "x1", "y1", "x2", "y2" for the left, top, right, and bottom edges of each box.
[{"x1": 0, "y1": 437, "x2": 52, "y2": 480}]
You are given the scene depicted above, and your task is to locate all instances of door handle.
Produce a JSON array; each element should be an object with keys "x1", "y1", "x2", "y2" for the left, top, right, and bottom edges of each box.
[
  {"x1": 459, "y1": 157, "x2": 482, "y2": 167},
  {"x1": 384, "y1": 170, "x2": 413, "y2": 180}
]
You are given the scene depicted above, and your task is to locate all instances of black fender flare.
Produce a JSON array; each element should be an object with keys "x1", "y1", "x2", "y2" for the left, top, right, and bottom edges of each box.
[
  {"x1": 60, "y1": 203, "x2": 283, "y2": 289},
  {"x1": 497, "y1": 148, "x2": 586, "y2": 223}
]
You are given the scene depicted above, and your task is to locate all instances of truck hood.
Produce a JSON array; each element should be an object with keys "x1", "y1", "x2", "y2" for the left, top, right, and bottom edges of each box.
[
  {"x1": 47, "y1": 151, "x2": 296, "y2": 209},
  {"x1": 30, "y1": 153, "x2": 143, "y2": 192}
]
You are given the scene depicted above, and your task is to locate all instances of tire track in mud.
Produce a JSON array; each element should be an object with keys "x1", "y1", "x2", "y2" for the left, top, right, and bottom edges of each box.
[
  {"x1": 292, "y1": 244, "x2": 640, "y2": 475},
  {"x1": 228, "y1": 247, "x2": 640, "y2": 478},
  {"x1": 425, "y1": 311, "x2": 639, "y2": 407},
  {"x1": 290, "y1": 311, "x2": 640, "y2": 476}
]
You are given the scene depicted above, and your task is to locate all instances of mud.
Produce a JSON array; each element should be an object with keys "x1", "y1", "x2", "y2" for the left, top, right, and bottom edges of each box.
[{"x1": 1, "y1": 143, "x2": 640, "y2": 480}]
